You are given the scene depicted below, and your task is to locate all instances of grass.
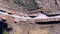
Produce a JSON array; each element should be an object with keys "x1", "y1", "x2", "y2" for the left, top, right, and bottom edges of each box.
[{"x1": 3, "y1": 30, "x2": 9, "y2": 34}]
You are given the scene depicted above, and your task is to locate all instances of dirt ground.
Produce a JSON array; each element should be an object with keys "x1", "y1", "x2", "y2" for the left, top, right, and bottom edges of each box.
[{"x1": 11, "y1": 22, "x2": 60, "y2": 34}]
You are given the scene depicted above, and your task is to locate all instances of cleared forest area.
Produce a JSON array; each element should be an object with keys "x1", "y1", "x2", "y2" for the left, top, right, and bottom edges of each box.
[{"x1": 0, "y1": 0, "x2": 60, "y2": 34}]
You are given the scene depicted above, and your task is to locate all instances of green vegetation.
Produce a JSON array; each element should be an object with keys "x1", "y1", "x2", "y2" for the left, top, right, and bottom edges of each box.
[{"x1": 3, "y1": 30, "x2": 9, "y2": 34}]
